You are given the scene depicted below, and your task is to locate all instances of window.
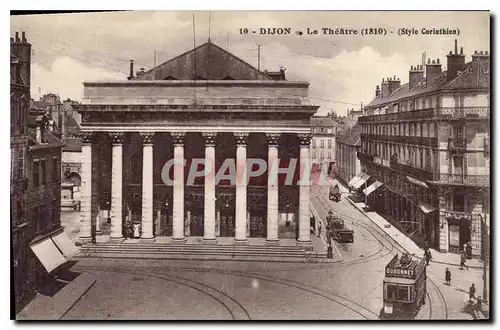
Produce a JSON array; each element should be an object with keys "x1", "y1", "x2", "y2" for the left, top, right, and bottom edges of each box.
[
  {"x1": 41, "y1": 159, "x2": 47, "y2": 185},
  {"x1": 33, "y1": 160, "x2": 40, "y2": 188},
  {"x1": 320, "y1": 140, "x2": 324, "y2": 148},
  {"x1": 11, "y1": 149, "x2": 15, "y2": 180},
  {"x1": 18, "y1": 147, "x2": 24, "y2": 179},
  {"x1": 385, "y1": 284, "x2": 410, "y2": 302},
  {"x1": 328, "y1": 140, "x2": 332, "y2": 148},
  {"x1": 52, "y1": 157, "x2": 59, "y2": 183}
]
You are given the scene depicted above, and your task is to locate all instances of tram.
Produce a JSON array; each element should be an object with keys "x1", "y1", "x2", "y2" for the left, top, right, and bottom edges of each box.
[{"x1": 380, "y1": 253, "x2": 427, "y2": 319}]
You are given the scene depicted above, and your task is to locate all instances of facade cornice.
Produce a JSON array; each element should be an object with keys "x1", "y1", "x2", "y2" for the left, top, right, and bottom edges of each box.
[{"x1": 83, "y1": 80, "x2": 310, "y2": 88}]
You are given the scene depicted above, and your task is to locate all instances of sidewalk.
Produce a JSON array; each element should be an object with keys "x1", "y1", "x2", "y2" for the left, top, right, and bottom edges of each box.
[
  {"x1": 345, "y1": 196, "x2": 484, "y2": 269},
  {"x1": 17, "y1": 273, "x2": 96, "y2": 320}
]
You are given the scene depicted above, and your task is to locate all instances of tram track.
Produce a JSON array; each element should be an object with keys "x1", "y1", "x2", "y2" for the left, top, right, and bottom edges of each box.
[
  {"x1": 68, "y1": 266, "x2": 251, "y2": 320},
  {"x1": 73, "y1": 265, "x2": 379, "y2": 320}
]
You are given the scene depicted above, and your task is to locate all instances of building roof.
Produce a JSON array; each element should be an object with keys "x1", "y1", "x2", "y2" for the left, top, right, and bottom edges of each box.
[
  {"x1": 65, "y1": 114, "x2": 81, "y2": 136},
  {"x1": 27, "y1": 113, "x2": 65, "y2": 150},
  {"x1": 366, "y1": 57, "x2": 490, "y2": 108},
  {"x1": 134, "y1": 41, "x2": 274, "y2": 81},
  {"x1": 336, "y1": 122, "x2": 361, "y2": 147}
]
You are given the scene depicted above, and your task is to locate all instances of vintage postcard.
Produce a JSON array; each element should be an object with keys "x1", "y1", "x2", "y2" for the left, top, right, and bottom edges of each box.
[{"x1": 10, "y1": 10, "x2": 490, "y2": 320}]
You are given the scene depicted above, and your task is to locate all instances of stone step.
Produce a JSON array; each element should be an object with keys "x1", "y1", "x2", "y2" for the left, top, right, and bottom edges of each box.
[
  {"x1": 79, "y1": 247, "x2": 311, "y2": 257},
  {"x1": 95, "y1": 242, "x2": 305, "y2": 250},
  {"x1": 74, "y1": 251, "x2": 328, "y2": 262},
  {"x1": 86, "y1": 244, "x2": 304, "y2": 252}
]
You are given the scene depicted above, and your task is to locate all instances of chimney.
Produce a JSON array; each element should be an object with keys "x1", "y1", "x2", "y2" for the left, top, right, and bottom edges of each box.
[
  {"x1": 136, "y1": 67, "x2": 146, "y2": 77},
  {"x1": 446, "y1": 39, "x2": 465, "y2": 81},
  {"x1": 10, "y1": 31, "x2": 31, "y2": 88},
  {"x1": 128, "y1": 60, "x2": 134, "y2": 80},
  {"x1": 409, "y1": 64, "x2": 424, "y2": 90},
  {"x1": 388, "y1": 75, "x2": 401, "y2": 94},
  {"x1": 375, "y1": 85, "x2": 380, "y2": 97},
  {"x1": 380, "y1": 78, "x2": 390, "y2": 98},
  {"x1": 472, "y1": 50, "x2": 490, "y2": 61},
  {"x1": 425, "y1": 58, "x2": 442, "y2": 86}
]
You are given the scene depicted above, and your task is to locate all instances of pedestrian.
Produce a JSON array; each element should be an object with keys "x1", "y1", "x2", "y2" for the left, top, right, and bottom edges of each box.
[
  {"x1": 445, "y1": 268, "x2": 451, "y2": 285},
  {"x1": 460, "y1": 253, "x2": 468, "y2": 270},
  {"x1": 469, "y1": 283, "x2": 476, "y2": 302},
  {"x1": 424, "y1": 249, "x2": 432, "y2": 266},
  {"x1": 91, "y1": 224, "x2": 97, "y2": 244},
  {"x1": 466, "y1": 242, "x2": 473, "y2": 259},
  {"x1": 318, "y1": 222, "x2": 322, "y2": 238}
]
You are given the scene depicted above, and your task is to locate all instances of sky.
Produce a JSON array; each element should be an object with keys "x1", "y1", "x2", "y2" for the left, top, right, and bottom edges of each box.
[{"x1": 11, "y1": 11, "x2": 490, "y2": 116}]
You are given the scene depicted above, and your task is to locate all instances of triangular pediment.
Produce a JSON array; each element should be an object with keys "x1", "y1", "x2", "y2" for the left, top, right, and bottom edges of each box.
[{"x1": 134, "y1": 41, "x2": 272, "y2": 81}]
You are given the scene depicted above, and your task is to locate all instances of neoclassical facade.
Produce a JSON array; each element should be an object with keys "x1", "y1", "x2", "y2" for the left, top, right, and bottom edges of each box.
[{"x1": 75, "y1": 42, "x2": 319, "y2": 245}]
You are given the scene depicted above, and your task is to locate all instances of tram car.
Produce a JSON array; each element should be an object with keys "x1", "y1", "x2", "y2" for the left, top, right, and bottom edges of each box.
[
  {"x1": 329, "y1": 185, "x2": 341, "y2": 202},
  {"x1": 325, "y1": 211, "x2": 354, "y2": 243},
  {"x1": 380, "y1": 253, "x2": 427, "y2": 319}
]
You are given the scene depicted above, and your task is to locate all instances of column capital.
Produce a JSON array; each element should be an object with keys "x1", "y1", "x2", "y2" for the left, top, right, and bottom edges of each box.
[
  {"x1": 110, "y1": 132, "x2": 124, "y2": 145},
  {"x1": 171, "y1": 132, "x2": 186, "y2": 146},
  {"x1": 202, "y1": 132, "x2": 217, "y2": 146},
  {"x1": 234, "y1": 132, "x2": 249, "y2": 146},
  {"x1": 139, "y1": 132, "x2": 155, "y2": 145},
  {"x1": 81, "y1": 131, "x2": 95, "y2": 145},
  {"x1": 265, "y1": 133, "x2": 280, "y2": 146},
  {"x1": 298, "y1": 133, "x2": 312, "y2": 146}
]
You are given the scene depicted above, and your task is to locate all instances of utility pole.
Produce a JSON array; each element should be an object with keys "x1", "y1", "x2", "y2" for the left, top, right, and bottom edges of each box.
[
  {"x1": 257, "y1": 44, "x2": 262, "y2": 71},
  {"x1": 482, "y1": 213, "x2": 489, "y2": 303}
]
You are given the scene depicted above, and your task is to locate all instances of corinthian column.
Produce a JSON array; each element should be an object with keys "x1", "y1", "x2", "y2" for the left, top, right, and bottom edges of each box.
[
  {"x1": 266, "y1": 133, "x2": 280, "y2": 244},
  {"x1": 172, "y1": 132, "x2": 186, "y2": 242},
  {"x1": 79, "y1": 132, "x2": 93, "y2": 243},
  {"x1": 297, "y1": 133, "x2": 312, "y2": 247},
  {"x1": 234, "y1": 133, "x2": 249, "y2": 243},
  {"x1": 203, "y1": 132, "x2": 217, "y2": 243},
  {"x1": 140, "y1": 132, "x2": 155, "y2": 242},
  {"x1": 109, "y1": 132, "x2": 124, "y2": 242}
]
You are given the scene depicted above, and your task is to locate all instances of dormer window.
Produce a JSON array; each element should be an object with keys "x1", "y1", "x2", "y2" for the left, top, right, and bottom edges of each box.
[
  {"x1": 164, "y1": 76, "x2": 177, "y2": 80},
  {"x1": 223, "y1": 75, "x2": 235, "y2": 80}
]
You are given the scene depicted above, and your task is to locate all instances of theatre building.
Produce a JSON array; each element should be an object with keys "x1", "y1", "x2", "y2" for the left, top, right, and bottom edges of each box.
[
  {"x1": 357, "y1": 40, "x2": 490, "y2": 256},
  {"x1": 74, "y1": 41, "x2": 319, "y2": 246}
]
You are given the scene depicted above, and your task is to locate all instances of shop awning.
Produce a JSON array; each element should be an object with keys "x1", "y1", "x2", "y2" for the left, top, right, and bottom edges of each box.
[
  {"x1": 348, "y1": 173, "x2": 363, "y2": 187},
  {"x1": 419, "y1": 204, "x2": 437, "y2": 214},
  {"x1": 363, "y1": 181, "x2": 383, "y2": 196},
  {"x1": 351, "y1": 173, "x2": 370, "y2": 189},
  {"x1": 29, "y1": 237, "x2": 67, "y2": 273},
  {"x1": 51, "y1": 231, "x2": 79, "y2": 258},
  {"x1": 406, "y1": 176, "x2": 429, "y2": 188}
]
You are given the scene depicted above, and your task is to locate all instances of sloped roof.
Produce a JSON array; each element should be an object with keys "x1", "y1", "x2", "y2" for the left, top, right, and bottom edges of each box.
[
  {"x1": 366, "y1": 57, "x2": 490, "y2": 108},
  {"x1": 336, "y1": 123, "x2": 361, "y2": 147},
  {"x1": 65, "y1": 114, "x2": 81, "y2": 136},
  {"x1": 134, "y1": 41, "x2": 273, "y2": 81}
]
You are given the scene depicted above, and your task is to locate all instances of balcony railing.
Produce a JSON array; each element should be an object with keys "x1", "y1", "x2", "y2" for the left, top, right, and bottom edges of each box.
[
  {"x1": 437, "y1": 106, "x2": 489, "y2": 118},
  {"x1": 362, "y1": 133, "x2": 438, "y2": 147},
  {"x1": 389, "y1": 161, "x2": 434, "y2": 181},
  {"x1": 439, "y1": 174, "x2": 489, "y2": 187},
  {"x1": 359, "y1": 106, "x2": 489, "y2": 123},
  {"x1": 359, "y1": 108, "x2": 435, "y2": 123}
]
